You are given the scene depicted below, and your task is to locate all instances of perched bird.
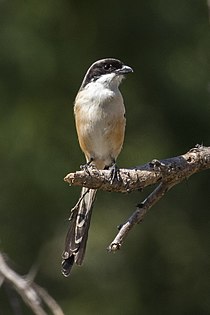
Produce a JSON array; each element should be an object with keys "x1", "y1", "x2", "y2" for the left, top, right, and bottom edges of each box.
[{"x1": 62, "y1": 58, "x2": 133, "y2": 276}]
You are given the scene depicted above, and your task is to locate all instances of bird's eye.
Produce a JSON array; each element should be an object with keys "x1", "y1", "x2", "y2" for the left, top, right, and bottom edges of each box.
[{"x1": 104, "y1": 64, "x2": 112, "y2": 70}]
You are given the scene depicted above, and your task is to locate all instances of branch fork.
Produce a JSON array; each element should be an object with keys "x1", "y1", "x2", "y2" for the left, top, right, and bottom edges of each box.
[{"x1": 64, "y1": 145, "x2": 210, "y2": 252}]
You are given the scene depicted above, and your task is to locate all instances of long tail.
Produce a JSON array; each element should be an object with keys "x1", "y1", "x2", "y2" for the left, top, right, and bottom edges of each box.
[{"x1": 62, "y1": 187, "x2": 97, "y2": 276}]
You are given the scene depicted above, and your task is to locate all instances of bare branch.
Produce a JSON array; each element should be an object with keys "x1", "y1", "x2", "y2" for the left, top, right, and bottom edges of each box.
[
  {"x1": 0, "y1": 253, "x2": 64, "y2": 315},
  {"x1": 64, "y1": 145, "x2": 210, "y2": 193},
  {"x1": 107, "y1": 182, "x2": 174, "y2": 251},
  {"x1": 64, "y1": 145, "x2": 210, "y2": 251},
  {"x1": 32, "y1": 284, "x2": 64, "y2": 315}
]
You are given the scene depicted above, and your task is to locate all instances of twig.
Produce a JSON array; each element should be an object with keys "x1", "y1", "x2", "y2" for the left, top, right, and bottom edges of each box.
[
  {"x1": 32, "y1": 284, "x2": 64, "y2": 315},
  {"x1": 0, "y1": 253, "x2": 64, "y2": 315},
  {"x1": 108, "y1": 182, "x2": 174, "y2": 251}
]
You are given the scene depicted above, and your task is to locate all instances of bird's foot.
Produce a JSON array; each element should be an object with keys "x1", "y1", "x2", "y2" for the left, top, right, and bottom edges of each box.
[
  {"x1": 109, "y1": 163, "x2": 121, "y2": 184},
  {"x1": 80, "y1": 158, "x2": 94, "y2": 175}
]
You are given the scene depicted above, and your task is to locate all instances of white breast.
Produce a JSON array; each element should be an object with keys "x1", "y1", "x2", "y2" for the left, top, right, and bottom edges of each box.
[{"x1": 74, "y1": 75, "x2": 126, "y2": 165}]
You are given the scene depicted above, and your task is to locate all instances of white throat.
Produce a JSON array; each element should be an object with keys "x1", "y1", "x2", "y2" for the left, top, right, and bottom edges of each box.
[{"x1": 96, "y1": 73, "x2": 124, "y2": 90}]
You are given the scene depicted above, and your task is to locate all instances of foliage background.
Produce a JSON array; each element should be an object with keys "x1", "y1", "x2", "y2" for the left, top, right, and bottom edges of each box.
[{"x1": 0, "y1": 0, "x2": 210, "y2": 314}]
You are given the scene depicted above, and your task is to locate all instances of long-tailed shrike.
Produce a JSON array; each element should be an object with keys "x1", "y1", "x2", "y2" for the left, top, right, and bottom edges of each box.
[{"x1": 62, "y1": 58, "x2": 133, "y2": 276}]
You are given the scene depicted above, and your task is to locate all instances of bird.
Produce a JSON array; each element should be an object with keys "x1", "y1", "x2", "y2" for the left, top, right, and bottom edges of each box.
[{"x1": 62, "y1": 58, "x2": 133, "y2": 276}]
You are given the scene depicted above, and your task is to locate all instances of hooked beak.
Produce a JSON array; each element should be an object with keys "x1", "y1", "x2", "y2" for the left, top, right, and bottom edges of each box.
[{"x1": 115, "y1": 64, "x2": 133, "y2": 75}]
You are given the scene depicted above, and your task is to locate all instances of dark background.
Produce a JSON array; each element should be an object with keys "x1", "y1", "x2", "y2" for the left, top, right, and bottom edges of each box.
[{"x1": 0, "y1": 1, "x2": 210, "y2": 314}]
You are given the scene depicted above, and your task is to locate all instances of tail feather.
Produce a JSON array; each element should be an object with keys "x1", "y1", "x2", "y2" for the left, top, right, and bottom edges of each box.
[{"x1": 62, "y1": 187, "x2": 97, "y2": 276}]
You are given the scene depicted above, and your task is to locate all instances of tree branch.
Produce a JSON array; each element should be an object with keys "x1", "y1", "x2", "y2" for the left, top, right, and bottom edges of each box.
[
  {"x1": 64, "y1": 145, "x2": 210, "y2": 251},
  {"x1": 64, "y1": 145, "x2": 210, "y2": 193},
  {"x1": 0, "y1": 252, "x2": 64, "y2": 315}
]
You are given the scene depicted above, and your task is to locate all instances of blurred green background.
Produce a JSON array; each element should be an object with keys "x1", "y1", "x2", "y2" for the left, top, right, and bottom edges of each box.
[{"x1": 0, "y1": 0, "x2": 210, "y2": 314}]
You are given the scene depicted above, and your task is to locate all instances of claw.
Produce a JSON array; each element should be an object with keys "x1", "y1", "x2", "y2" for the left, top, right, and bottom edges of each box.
[
  {"x1": 80, "y1": 163, "x2": 91, "y2": 175},
  {"x1": 109, "y1": 163, "x2": 121, "y2": 184},
  {"x1": 80, "y1": 158, "x2": 94, "y2": 175}
]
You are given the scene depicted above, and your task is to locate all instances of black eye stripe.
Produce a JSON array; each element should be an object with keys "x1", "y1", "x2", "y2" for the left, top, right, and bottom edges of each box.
[{"x1": 80, "y1": 58, "x2": 124, "y2": 89}]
